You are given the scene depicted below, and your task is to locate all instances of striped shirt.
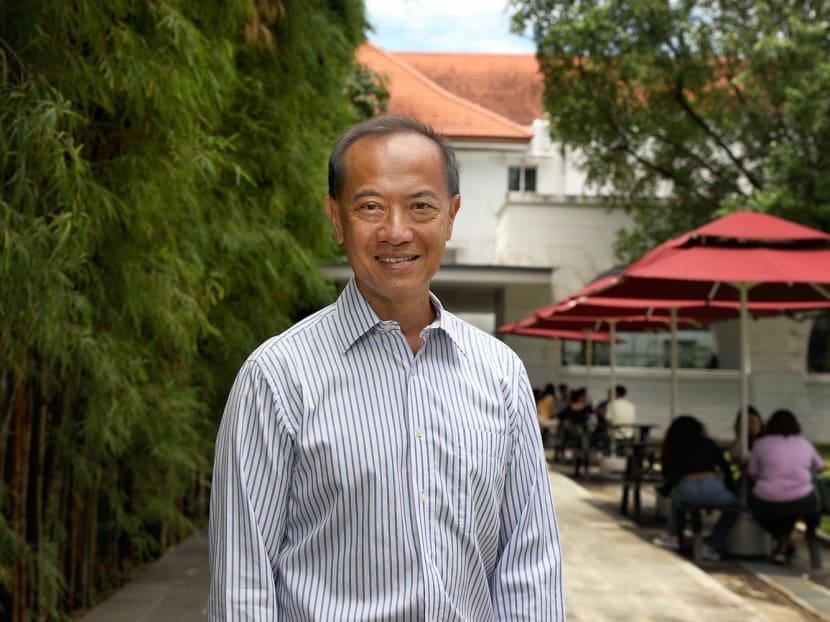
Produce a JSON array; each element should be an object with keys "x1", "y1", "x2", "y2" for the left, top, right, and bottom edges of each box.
[{"x1": 209, "y1": 278, "x2": 564, "y2": 621}]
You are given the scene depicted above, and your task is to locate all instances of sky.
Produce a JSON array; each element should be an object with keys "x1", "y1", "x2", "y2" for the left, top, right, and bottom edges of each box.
[{"x1": 364, "y1": 0, "x2": 536, "y2": 53}]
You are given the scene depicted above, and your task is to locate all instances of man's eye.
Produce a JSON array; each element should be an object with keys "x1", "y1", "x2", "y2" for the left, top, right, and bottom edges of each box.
[
  {"x1": 412, "y1": 202, "x2": 431, "y2": 210},
  {"x1": 361, "y1": 202, "x2": 381, "y2": 212}
]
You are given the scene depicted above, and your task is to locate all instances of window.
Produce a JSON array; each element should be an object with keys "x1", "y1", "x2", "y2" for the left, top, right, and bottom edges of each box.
[
  {"x1": 560, "y1": 329, "x2": 719, "y2": 369},
  {"x1": 808, "y1": 312, "x2": 830, "y2": 372},
  {"x1": 508, "y1": 165, "x2": 537, "y2": 192}
]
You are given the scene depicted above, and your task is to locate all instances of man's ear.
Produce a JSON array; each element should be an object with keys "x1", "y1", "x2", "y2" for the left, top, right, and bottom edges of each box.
[
  {"x1": 324, "y1": 196, "x2": 344, "y2": 245},
  {"x1": 446, "y1": 194, "x2": 461, "y2": 241}
]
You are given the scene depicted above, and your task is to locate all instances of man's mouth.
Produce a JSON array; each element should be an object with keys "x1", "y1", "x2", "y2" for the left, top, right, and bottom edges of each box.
[{"x1": 377, "y1": 255, "x2": 417, "y2": 263}]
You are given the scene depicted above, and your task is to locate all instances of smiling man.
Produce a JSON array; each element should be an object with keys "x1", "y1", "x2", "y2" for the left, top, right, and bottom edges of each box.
[{"x1": 208, "y1": 115, "x2": 564, "y2": 621}]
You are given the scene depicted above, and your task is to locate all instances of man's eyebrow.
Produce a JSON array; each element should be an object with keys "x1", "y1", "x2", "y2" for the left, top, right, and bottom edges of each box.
[
  {"x1": 351, "y1": 189, "x2": 443, "y2": 201},
  {"x1": 409, "y1": 190, "x2": 441, "y2": 200},
  {"x1": 352, "y1": 189, "x2": 381, "y2": 201}
]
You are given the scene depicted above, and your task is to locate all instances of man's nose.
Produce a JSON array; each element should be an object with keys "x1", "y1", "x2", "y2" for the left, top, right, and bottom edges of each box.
[{"x1": 378, "y1": 206, "x2": 413, "y2": 243}]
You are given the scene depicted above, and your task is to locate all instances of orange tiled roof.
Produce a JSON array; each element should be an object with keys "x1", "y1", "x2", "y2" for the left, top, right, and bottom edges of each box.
[
  {"x1": 393, "y1": 51, "x2": 544, "y2": 127},
  {"x1": 357, "y1": 43, "x2": 533, "y2": 142}
]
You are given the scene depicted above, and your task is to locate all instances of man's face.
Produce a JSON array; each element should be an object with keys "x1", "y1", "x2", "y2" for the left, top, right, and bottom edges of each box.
[{"x1": 325, "y1": 132, "x2": 460, "y2": 315}]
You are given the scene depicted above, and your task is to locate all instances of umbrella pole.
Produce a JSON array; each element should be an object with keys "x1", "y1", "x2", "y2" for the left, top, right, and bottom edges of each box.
[
  {"x1": 609, "y1": 321, "x2": 617, "y2": 403},
  {"x1": 585, "y1": 331, "x2": 593, "y2": 398},
  {"x1": 739, "y1": 283, "x2": 751, "y2": 505},
  {"x1": 739, "y1": 283, "x2": 750, "y2": 461},
  {"x1": 670, "y1": 308, "x2": 678, "y2": 420}
]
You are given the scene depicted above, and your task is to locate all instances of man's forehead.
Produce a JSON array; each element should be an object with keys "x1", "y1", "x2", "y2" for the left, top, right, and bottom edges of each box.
[
  {"x1": 346, "y1": 130, "x2": 438, "y2": 156},
  {"x1": 340, "y1": 131, "x2": 447, "y2": 186}
]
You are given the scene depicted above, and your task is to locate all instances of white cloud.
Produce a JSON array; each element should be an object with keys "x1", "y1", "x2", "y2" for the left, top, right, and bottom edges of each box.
[{"x1": 365, "y1": 0, "x2": 535, "y2": 53}]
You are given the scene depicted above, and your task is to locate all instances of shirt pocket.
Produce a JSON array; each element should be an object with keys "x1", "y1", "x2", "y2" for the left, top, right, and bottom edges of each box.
[{"x1": 453, "y1": 429, "x2": 509, "y2": 537}]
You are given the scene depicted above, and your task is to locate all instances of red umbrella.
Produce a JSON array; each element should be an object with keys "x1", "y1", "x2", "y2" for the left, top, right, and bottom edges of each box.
[
  {"x1": 499, "y1": 323, "x2": 622, "y2": 342},
  {"x1": 585, "y1": 211, "x2": 830, "y2": 457},
  {"x1": 594, "y1": 212, "x2": 830, "y2": 302}
]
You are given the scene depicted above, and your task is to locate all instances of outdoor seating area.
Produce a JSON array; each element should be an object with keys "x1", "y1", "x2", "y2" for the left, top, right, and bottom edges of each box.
[
  {"x1": 522, "y1": 210, "x2": 830, "y2": 584},
  {"x1": 541, "y1": 410, "x2": 828, "y2": 574}
]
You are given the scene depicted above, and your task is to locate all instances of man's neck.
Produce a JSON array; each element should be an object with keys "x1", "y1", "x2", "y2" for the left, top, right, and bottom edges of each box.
[
  {"x1": 356, "y1": 284, "x2": 436, "y2": 354},
  {"x1": 385, "y1": 303, "x2": 435, "y2": 354}
]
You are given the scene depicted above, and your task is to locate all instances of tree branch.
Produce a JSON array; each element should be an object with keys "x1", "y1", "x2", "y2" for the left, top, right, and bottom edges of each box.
[{"x1": 673, "y1": 74, "x2": 764, "y2": 191}]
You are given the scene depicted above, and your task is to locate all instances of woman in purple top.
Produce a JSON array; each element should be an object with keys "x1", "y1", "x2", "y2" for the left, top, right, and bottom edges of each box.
[{"x1": 747, "y1": 409, "x2": 826, "y2": 565}]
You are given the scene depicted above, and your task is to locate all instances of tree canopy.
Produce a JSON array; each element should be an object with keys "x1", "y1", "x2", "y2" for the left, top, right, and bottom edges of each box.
[
  {"x1": 0, "y1": 1, "x2": 371, "y2": 618},
  {"x1": 510, "y1": 0, "x2": 830, "y2": 260}
]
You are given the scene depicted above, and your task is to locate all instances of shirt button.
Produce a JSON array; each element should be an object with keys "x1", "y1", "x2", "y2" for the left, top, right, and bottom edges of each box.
[
  {"x1": 416, "y1": 427, "x2": 424, "y2": 438},
  {"x1": 420, "y1": 490, "x2": 427, "y2": 503},
  {"x1": 410, "y1": 368, "x2": 416, "y2": 377}
]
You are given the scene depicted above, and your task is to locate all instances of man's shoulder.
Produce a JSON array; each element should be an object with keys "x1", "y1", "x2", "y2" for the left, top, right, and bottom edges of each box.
[{"x1": 248, "y1": 301, "x2": 339, "y2": 365}]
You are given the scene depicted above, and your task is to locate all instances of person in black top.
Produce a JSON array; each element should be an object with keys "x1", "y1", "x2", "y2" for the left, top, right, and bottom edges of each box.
[
  {"x1": 557, "y1": 387, "x2": 590, "y2": 424},
  {"x1": 656, "y1": 415, "x2": 739, "y2": 560},
  {"x1": 555, "y1": 388, "x2": 592, "y2": 473}
]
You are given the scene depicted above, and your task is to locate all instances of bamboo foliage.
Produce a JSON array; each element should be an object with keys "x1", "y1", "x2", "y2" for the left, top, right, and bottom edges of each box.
[{"x1": 0, "y1": 1, "x2": 368, "y2": 619}]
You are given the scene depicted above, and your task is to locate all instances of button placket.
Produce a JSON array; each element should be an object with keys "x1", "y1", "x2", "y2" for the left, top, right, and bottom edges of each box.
[{"x1": 406, "y1": 356, "x2": 435, "y2": 583}]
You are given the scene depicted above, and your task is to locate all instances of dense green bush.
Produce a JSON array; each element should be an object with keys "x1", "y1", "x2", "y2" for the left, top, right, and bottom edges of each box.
[{"x1": 0, "y1": 1, "x2": 371, "y2": 618}]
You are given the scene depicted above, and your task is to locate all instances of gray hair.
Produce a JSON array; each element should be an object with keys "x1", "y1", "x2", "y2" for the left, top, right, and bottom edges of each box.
[{"x1": 327, "y1": 114, "x2": 460, "y2": 200}]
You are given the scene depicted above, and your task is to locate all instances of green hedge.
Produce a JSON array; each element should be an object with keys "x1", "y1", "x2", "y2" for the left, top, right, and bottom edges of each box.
[{"x1": 0, "y1": 1, "x2": 373, "y2": 619}]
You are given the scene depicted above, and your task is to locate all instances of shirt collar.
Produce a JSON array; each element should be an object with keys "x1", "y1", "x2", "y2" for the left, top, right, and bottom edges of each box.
[
  {"x1": 426, "y1": 291, "x2": 467, "y2": 356},
  {"x1": 333, "y1": 278, "x2": 466, "y2": 356}
]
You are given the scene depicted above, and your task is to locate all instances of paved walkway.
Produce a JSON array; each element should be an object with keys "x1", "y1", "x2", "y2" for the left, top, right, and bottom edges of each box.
[
  {"x1": 80, "y1": 531, "x2": 209, "y2": 622},
  {"x1": 81, "y1": 470, "x2": 830, "y2": 621}
]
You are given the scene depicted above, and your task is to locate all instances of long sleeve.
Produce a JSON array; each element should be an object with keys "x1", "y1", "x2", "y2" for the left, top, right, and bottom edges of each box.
[
  {"x1": 208, "y1": 360, "x2": 295, "y2": 621},
  {"x1": 491, "y1": 363, "x2": 565, "y2": 621}
]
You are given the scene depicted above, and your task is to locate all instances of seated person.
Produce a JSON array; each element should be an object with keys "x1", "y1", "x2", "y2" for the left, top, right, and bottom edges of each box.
[
  {"x1": 747, "y1": 409, "x2": 826, "y2": 565},
  {"x1": 555, "y1": 383, "x2": 570, "y2": 413},
  {"x1": 728, "y1": 405, "x2": 764, "y2": 464},
  {"x1": 535, "y1": 383, "x2": 558, "y2": 445},
  {"x1": 555, "y1": 388, "x2": 592, "y2": 456},
  {"x1": 606, "y1": 384, "x2": 636, "y2": 443},
  {"x1": 589, "y1": 389, "x2": 611, "y2": 454},
  {"x1": 655, "y1": 415, "x2": 739, "y2": 561}
]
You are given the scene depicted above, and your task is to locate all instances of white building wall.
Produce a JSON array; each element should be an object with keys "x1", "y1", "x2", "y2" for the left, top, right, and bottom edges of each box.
[
  {"x1": 496, "y1": 198, "x2": 633, "y2": 299},
  {"x1": 806, "y1": 376, "x2": 830, "y2": 441},
  {"x1": 449, "y1": 124, "x2": 600, "y2": 267},
  {"x1": 451, "y1": 147, "x2": 513, "y2": 264},
  {"x1": 501, "y1": 281, "x2": 559, "y2": 384}
]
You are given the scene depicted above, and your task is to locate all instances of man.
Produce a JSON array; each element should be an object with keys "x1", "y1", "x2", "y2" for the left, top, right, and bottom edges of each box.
[
  {"x1": 208, "y1": 115, "x2": 564, "y2": 620},
  {"x1": 606, "y1": 384, "x2": 636, "y2": 440}
]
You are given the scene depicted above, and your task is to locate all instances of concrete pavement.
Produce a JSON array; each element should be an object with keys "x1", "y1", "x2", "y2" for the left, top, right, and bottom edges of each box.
[
  {"x1": 79, "y1": 531, "x2": 209, "y2": 622},
  {"x1": 80, "y1": 469, "x2": 829, "y2": 621}
]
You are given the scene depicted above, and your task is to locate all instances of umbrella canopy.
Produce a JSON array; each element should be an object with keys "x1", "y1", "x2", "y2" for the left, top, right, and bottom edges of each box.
[
  {"x1": 523, "y1": 314, "x2": 701, "y2": 332},
  {"x1": 536, "y1": 296, "x2": 749, "y2": 322},
  {"x1": 596, "y1": 211, "x2": 830, "y2": 303},
  {"x1": 499, "y1": 323, "x2": 621, "y2": 342},
  {"x1": 586, "y1": 211, "x2": 830, "y2": 459}
]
